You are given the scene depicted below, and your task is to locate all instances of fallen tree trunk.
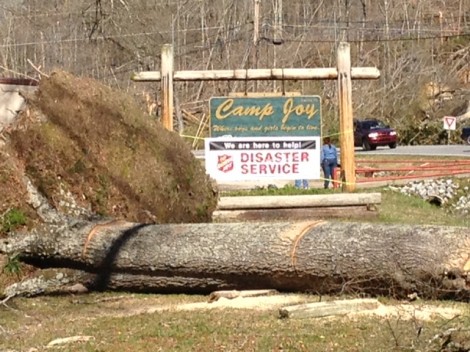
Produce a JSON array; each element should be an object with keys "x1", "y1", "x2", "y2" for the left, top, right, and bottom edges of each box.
[{"x1": 1, "y1": 219, "x2": 470, "y2": 299}]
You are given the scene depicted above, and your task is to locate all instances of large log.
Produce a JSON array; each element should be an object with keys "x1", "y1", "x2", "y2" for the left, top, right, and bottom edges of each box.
[{"x1": 2, "y1": 220, "x2": 470, "y2": 299}]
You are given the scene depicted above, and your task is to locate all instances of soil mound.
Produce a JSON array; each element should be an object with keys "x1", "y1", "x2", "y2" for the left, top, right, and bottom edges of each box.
[{"x1": 2, "y1": 70, "x2": 217, "y2": 227}]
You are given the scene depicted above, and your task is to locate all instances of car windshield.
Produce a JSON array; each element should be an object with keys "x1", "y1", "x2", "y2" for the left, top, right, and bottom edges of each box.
[{"x1": 362, "y1": 120, "x2": 387, "y2": 129}]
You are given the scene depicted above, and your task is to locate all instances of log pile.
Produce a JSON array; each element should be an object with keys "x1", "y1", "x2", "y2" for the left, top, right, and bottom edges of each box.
[{"x1": 2, "y1": 219, "x2": 470, "y2": 300}]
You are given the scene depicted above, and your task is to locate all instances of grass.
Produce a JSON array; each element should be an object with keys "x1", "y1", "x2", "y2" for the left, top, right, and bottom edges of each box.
[
  {"x1": 2, "y1": 159, "x2": 470, "y2": 351},
  {"x1": 378, "y1": 189, "x2": 470, "y2": 227},
  {"x1": 1, "y1": 293, "x2": 470, "y2": 351},
  {"x1": 222, "y1": 178, "x2": 470, "y2": 227},
  {"x1": 0, "y1": 208, "x2": 27, "y2": 235}
]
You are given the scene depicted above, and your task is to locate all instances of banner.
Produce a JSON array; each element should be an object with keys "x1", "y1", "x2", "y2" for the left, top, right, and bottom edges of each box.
[
  {"x1": 205, "y1": 136, "x2": 321, "y2": 181},
  {"x1": 210, "y1": 96, "x2": 321, "y2": 137}
]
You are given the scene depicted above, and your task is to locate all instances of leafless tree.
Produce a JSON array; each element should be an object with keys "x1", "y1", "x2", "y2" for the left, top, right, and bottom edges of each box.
[{"x1": 0, "y1": 0, "x2": 468, "y2": 143}]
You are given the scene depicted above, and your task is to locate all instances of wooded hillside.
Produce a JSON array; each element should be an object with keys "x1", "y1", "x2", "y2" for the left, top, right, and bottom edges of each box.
[{"x1": 1, "y1": 0, "x2": 470, "y2": 145}]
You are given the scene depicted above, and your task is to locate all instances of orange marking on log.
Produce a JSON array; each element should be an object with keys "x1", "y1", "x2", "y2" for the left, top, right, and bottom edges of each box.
[
  {"x1": 290, "y1": 220, "x2": 326, "y2": 270},
  {"x1": 82, "y1": 220, "x2": 133, "y2": 258}
]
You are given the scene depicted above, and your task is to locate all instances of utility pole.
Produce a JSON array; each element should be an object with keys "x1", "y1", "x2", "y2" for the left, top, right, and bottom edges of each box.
[
  {"x1": 253, "y1": 0, "x2": 260, "y2": 90},
  {"x1": 253, "y1": 0, "x2": 260, "y2": 45},
  {"x1": 273, "y1": 0, "x2": 283, "y2": 45},
  {"x1": 273, "y1": 0, "x2": 282, "y2": 91}
]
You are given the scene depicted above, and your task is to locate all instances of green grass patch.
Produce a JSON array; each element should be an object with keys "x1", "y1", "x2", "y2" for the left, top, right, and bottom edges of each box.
[
  {"x1": 1, "y1": 208, "x2": 27, "y2": 234},
  {"x1": 377, "y1": 189, "x2": 470, "y2": 227}
]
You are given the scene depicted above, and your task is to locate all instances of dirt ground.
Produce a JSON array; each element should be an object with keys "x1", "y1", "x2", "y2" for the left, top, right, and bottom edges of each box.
[
  {"x1": 117, "y1": 294, "x2": 463, "y2": 322},
  {"x1": 1, "y1": 292, "x2": 468, "y2": 352}
]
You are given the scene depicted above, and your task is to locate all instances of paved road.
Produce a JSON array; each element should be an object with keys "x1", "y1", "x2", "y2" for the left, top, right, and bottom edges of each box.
[
  {"x1": 194, "y1": 144, "x2": 470, "y2": 159},
  {"x1": 355, "y1": 144, "x2": 470, "y2": 158}
]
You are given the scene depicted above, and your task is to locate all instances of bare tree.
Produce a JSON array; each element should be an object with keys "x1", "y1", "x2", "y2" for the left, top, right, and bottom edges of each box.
[{"x1": 0, "y1": 0, "x2": 468, "y2": 143}]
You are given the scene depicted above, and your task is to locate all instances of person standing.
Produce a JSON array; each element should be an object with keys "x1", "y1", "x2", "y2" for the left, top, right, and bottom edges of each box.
[
  {"x1": 294, "y1": 178, "x2": 308, "y2": 189},
  {"x1": 321, "y1": 137, "x2": 338, "y2": 189}
]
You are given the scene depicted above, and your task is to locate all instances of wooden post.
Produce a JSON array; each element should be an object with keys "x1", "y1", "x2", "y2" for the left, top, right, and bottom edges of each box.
[
  {"x1": 253, "y1": 0, "x2": 260, "y2": 91},
  {"x1": 253, "y1": 0, "x2": 260, "y2": 45},
  {"x1": 161, "y1": 44, "x2": 174, "y2": 131},
  {"x1": 337, "y1": 42, "x2": 356, "y2": 192},
  {"x1": 273, "y1": 0, "x2": 283, "y2": 45}
]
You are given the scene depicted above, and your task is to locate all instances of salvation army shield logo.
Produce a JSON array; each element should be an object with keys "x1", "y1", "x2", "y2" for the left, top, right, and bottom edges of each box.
[{"x1": 217, "y1": 154, "x2": 234, "y2": 173}]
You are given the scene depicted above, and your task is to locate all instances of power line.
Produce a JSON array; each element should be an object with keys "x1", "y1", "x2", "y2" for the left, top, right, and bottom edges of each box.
[
  {"x1": 283, "y1": 31, "x2": 470, "y2": 44},
  {"x1": 0, "y1": 24, "x2": 249, "y2": 49},
  {"x1": 0, "y1": 19, "x2": 467, "y2": 50},
  {"x1": 2, "y1": 4, "x2": 468, "y2": 26}
]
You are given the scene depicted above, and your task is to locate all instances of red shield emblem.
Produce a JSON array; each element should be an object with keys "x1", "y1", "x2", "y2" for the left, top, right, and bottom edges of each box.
[{"x1": 217, "y1": 154, "x2": 234, "y2": 173}]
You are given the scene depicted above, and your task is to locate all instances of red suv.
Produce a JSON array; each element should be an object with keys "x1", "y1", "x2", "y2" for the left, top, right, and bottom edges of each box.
[{"x1": 354, "y1": 119, "x2": 397, "y2": 150}]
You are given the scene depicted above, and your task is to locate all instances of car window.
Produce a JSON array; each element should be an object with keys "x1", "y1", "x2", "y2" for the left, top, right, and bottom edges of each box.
[{"x1": 363, "y1": 120, "x2": 386, "y2": 129}]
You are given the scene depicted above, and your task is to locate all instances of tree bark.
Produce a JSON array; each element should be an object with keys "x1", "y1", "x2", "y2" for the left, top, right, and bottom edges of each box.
[{"x1": 2, "y1": 219, "x2": 470, "y2": 299}]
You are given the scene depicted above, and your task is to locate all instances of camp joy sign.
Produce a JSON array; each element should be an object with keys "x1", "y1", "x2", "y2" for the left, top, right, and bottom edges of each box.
[{"x1": 210, "y1": 96, "x2": 321, "y2": 137}]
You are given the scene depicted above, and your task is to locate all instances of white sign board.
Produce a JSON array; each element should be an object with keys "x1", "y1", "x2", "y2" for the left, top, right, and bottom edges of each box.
[
  {"x1": 443, "y1": 116, "x2": 456, "y2": 130},
  {"x1": 205, "y1": 136, "x2": 321, "y2": 181}
]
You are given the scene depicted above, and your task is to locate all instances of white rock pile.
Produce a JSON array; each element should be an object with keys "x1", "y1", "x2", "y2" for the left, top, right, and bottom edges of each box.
[
  {"x1": 454, "y1": 189, "x2": 470, "y2": 215},
  {"x1": 388, "y1": 178, "x2": 470, "y2": 215}
]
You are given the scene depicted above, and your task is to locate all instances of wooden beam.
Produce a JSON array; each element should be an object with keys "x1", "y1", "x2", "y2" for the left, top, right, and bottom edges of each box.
[
  {"x1": 217, "y1": 193, "x2": 381, "y2": 210},
  {"x1": 337, "y1": 43, "x2": 356, "y2": 192},
  {"x1": 132, "y1": 67, "x2": 380, "y2": 82},
  {"x1": 161, "y1": 44, "x2": 174, "y2": 131},
  {"x1": 209, "y1": 289, "x2": 277, "y2": 302},
  {"x1": 212, "y1": 206, "x2": 378, "y2": 222},
  {"x1": 228, "y1": 91, "x2": 301, "y2": 97},
  {"x1": 279, "y1": 298, "x2": 381, "y2": 319}
]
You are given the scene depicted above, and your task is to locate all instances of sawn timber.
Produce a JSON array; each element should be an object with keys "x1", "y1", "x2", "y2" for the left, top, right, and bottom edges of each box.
[{"x1": 214, "y1": 193, "x2": 381, "y2": 221}]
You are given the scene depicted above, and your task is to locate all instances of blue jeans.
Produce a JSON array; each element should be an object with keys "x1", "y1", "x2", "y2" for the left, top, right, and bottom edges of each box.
[
  {"x1": 322, "y1": 159, "x2": 337, "y2": 189},
  {"x1": 295, "y1": 179, "x2": 309, "y2": 189}
]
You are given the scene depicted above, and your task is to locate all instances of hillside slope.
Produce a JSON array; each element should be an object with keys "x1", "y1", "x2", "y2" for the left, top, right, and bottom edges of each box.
[{"x1": 0, "y1": 70, "x2": 218, "y2": 232}]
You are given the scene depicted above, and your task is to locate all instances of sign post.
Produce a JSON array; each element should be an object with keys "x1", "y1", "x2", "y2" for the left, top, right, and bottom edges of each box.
[
  {"x1": 132, "y1": 42, "x2": 381, "y2": 191},
  {"x1": 443, "y1": 116, "x2": 457, "y2": 145},
  {"x1": 337, "y1": 43, "x2": 355, "y2": 192}
]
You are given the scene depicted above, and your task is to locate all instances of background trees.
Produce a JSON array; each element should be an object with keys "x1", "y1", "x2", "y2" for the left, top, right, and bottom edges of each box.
[{"x1": 1, "y1": 0, "x2": 469, "y2": 145}]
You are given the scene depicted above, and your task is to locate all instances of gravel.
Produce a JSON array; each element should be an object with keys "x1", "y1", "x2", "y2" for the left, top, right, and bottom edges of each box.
[{"x1": 388, "y1": 178, "x2": 470, "y2": 215}]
